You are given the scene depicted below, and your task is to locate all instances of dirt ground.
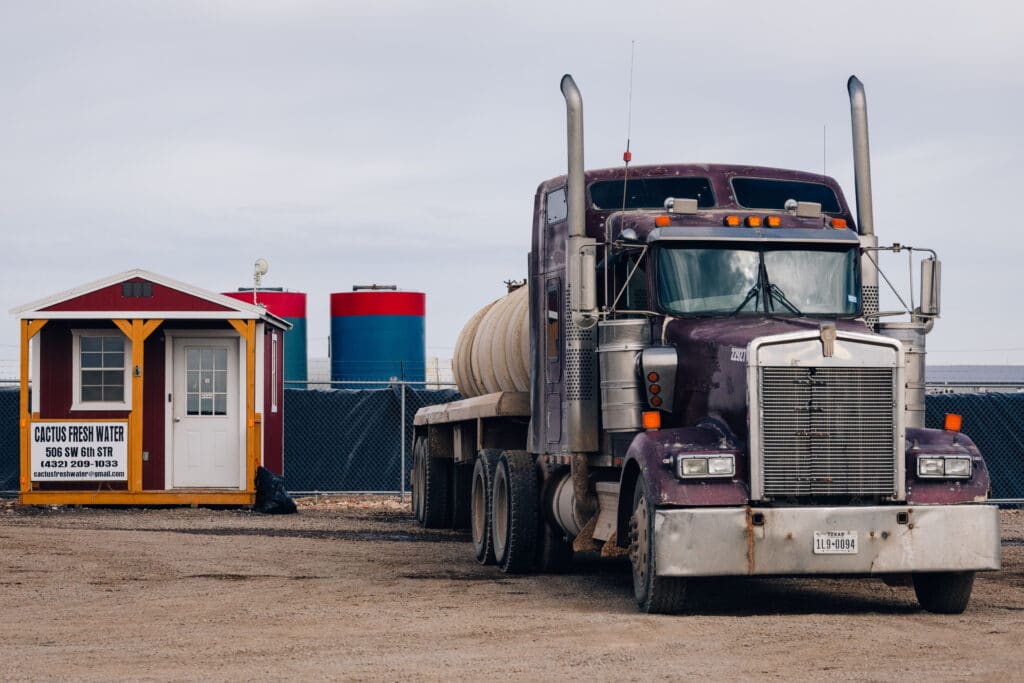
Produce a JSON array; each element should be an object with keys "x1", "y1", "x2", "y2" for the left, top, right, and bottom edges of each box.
[{"x1": 0, "y1": 497, "x2": 1020, "y2": 682}]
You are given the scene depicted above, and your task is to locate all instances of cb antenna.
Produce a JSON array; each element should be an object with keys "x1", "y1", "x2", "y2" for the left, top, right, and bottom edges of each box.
[
  {"x1": 609, "y1": 41, "x2": 638, "y2": 313},
  {"x1": 620, "y1": 39, "x2": 637, "y2": 213}
]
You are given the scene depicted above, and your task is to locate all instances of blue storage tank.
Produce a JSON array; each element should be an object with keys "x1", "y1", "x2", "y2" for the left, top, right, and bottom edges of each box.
[
  {"x1": 224, "y1": 289, "x2": 308, "y2": 383},
  {"x1": 330, "y1": 287, "x2": 425, "y2": 383}
]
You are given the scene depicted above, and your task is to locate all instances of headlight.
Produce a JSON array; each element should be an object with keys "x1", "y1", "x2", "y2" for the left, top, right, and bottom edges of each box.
[
  {"x1": 676, "y1": 454, "x2": 735, "y2": 479},
  {"x1": 916, "y1": 454, "x2": 972, "y2": 479}
]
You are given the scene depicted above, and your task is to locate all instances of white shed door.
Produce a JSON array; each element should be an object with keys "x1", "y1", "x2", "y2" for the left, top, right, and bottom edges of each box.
[{"x1": 171, "y1": 339, "x2": 239, "y2": 488}]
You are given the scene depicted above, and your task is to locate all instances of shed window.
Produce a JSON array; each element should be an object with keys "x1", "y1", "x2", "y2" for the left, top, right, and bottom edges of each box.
[{"x1": 72, "y1": 331, "x2": 132, "y2": 410}]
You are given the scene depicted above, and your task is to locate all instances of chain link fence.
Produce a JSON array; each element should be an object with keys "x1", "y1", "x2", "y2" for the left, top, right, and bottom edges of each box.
[
  {"x1": 282, "y1": 382, "x2": 457, "y2": 494},
  {"x1": 2, "y1": 384, "x2": 1024, "y2": 501},
  {"x1": 926, "y1": 393, "x2": 1024, "y2": 501}
]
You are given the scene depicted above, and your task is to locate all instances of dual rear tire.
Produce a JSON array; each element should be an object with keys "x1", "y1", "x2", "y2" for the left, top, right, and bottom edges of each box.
[
  {"x1": 410, "y1": 436, "x2": 450, "y2": 528},
  {"x1": 471, "y1": 450, "x2": 573, "y2": 574},
  {"x1": 490, "y1": 450, "x2": 539, "y2": 573}
]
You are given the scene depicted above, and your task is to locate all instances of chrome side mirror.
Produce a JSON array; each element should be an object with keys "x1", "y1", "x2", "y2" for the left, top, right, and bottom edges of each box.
[
  {"x1": 919, "y1": 257, "x2": 941, "y2": 317},
  {"x1": 567, "y1": 235, "x2": 598, "y2": 328}
]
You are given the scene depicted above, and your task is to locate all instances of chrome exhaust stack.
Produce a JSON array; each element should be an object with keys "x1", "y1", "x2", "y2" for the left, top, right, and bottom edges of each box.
[
  {"x1": 560, "y1": 74, "x2": 599, "y2": 523},
  {"x1": 560, "y1": 75, "x2": 586, "y2": 240},
  {"x1": 850, "y1": 76, "x2": 934, "y2": 428},
  {"x1": 848, "y1": 75, "x2": 880, "y2": 330}
]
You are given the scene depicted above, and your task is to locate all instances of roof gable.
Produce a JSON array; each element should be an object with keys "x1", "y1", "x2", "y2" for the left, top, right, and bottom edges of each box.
[{"x1": 11, "y1": 269, "x2": 289, "y2": 329}]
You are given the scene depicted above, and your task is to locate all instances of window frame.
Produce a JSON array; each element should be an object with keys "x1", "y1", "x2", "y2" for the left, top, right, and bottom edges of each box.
[
  {"x1": 71, "y1": 329, "x2": 133, "y2": 411},
  {"x1": 729, "y1": 176, "x2": 842, "y2": 214}
]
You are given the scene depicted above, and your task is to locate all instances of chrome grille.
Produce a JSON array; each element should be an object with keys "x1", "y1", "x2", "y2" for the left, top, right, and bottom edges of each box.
[{"x1": 760, "y1": 366, "x2": 896, "y2": 498}]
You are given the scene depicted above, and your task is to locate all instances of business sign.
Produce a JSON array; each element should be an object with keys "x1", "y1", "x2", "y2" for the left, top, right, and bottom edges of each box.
[{"x1": 30, "y1": 421, "x2": 128, "y2": 481}]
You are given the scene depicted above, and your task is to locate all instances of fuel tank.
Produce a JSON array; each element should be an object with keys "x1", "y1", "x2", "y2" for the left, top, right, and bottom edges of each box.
[{"x1": 453, "y1": 285, "x2": 530, "y2": 397}]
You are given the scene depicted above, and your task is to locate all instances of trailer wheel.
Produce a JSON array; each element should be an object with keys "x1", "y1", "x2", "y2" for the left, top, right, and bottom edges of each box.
[
  {"x1": 421, "y1": 443, "x2": 451, "y2": 529},
  {"x1": 629, "y1": 479, "x2": 686, "y2": 614},
  {"x1": 492, "y1": 450, "x2": 538, "y2": 574},
  {"x1": 411, "y1": 437, "x2": 426, "y2": 523},
  {"x1": 913, "y1": 571, "x2": 975, "y2": 614},
  {"x1": 471, "y1": 449, "x2": 501, "y2": 564}
]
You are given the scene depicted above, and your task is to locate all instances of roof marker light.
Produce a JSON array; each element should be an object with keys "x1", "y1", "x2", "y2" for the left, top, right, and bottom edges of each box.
[
  {"x1": 724, "y1": 215, "x2": 741, "y2": 227},
  {"x1": 945, "y1": 413, "x2": 963, "y2": 432},
  {"x1": 765, "y1": 215, "x2": 781, "y2": 227},
  {"x1": 655, "y1": 215, "x2": 671, "y2": 227},
  {"x1": 830, "y1": 218, "x2": 848, "y2": 229},
  {"x1": 745, "y1": 216, "x2": 762, "y2": 227}
]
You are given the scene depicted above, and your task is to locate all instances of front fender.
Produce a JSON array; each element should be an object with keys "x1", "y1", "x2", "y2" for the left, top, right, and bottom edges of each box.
[
  {"x1": 615, "y1": 424, "x2": 750, "y2": 546},
  {"x1": 906, "y1": 427, "x2": 991, "y2": 503}
]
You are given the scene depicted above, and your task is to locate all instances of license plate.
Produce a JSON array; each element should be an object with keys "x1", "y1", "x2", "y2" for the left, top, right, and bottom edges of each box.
[{"x1": 813, "y1": 530, "x2": 858, "y2": 554}]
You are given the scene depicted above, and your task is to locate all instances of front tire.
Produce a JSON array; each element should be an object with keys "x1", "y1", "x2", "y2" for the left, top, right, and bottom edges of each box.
[
  {"x1": 913, "y1": 571, "x2": 976, "y2": 614},
  {"x1": 491, "y1": 450, "x2": 539, "y2": 574},
  {"x1": 629, "y1": 479, "x2": 686, "y2": 614}
]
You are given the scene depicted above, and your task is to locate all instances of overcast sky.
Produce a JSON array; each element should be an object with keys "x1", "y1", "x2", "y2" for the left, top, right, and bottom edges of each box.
[{"x1": 2, "y1": 1, "x2": 1022, "y2": 377}]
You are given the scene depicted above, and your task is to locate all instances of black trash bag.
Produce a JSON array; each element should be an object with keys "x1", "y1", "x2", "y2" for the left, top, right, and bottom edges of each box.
[{"x1": 254, "y1": 466, "x2": 297, "y2": 514}]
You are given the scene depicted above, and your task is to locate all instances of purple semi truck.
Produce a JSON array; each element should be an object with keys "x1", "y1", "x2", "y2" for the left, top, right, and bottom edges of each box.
[{"x1": 411, "y1": 75, "x2": 1000, "y2": 614}]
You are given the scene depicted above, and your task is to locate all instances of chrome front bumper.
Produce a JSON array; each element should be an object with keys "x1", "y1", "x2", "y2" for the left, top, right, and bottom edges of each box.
[{"x1": 654, "y1": 505, "x2": 1001, "y2": 577}]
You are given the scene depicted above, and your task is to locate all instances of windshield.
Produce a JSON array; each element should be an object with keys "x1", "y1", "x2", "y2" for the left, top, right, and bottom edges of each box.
[{"x1": 655, "y1": 243, "x2": 859, "y2": 317}]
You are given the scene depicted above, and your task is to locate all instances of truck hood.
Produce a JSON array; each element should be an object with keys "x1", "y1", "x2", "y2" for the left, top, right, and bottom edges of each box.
[{"x1": 662, "y1": 316, "x2": 874, "y2": 439}]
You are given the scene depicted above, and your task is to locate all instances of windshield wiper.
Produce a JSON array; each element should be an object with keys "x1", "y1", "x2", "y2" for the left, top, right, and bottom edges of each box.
[
  {"x1": 732, "y1": 259, "x2": 769, "y2": 316},
  {"x1": 731, "y1": 286, "x2": 760, "y2": 315},
  {"x1": 768, "y1": 284, "x2": 803, "y2": 315}
]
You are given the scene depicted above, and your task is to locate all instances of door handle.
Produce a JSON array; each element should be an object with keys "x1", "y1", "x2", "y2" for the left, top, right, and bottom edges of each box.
[{"x1": 174, "y1": 417, "x2": 182, "y2": 423}]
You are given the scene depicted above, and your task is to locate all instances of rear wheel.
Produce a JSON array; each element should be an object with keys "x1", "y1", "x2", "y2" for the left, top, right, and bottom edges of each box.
[
  {"x1": 471, "y1": 449, "x2": 500, "y2": 564},
  {"x1": 411, "y1": 437, "x2": 426, "y2": 523},
  {"x1": 421, "y1": 442, "x2": 451, "y2": 529},
  {"x1": 913, "y1": 571, "x2": 976, "y2": 614},
  {"x1": 492, "y1": 450, "x2": 539, "y2": 574},
  {"x1": 629, "y1": 479, "x2": 686, "y2": 614}
]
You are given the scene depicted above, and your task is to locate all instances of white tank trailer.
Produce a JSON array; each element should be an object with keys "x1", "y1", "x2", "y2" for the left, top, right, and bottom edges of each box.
[{"x1": 411, "y1": 75, "x2": 999, "y2": 614}]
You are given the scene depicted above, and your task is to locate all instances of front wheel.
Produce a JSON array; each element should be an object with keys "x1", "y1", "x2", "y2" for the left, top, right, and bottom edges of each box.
[
  {"x1": 913, "y1": 571, "x2": 976, "y2": 614},
  {"x1": 629, "y1": 479, "x2": 686, "y2": 614}
]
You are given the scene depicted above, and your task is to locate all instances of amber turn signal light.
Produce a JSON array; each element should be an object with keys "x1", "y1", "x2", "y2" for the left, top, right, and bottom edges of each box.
[
  {"x1": 944, "y1": 413, "x2": 963, "y2": 432},
  {"x1": 830, "y1": 218, "x2": 848, "y2": 229},
  {"x1": 655, "y1": 215, "x2": 671, "y2": 227},
  {"x1": 642, "y1": 411, "x2": 661, "y2": 429}
]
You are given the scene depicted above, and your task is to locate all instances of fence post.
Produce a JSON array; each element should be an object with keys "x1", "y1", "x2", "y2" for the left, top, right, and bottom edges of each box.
[{"x1": 400, "y1": 381, "x2": 407, "y2": 503}]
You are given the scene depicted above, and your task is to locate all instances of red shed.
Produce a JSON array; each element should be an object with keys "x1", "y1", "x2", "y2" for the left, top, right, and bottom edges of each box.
[{"x1": 11, "y1": 269, "x2": 290, "y2": 506}]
